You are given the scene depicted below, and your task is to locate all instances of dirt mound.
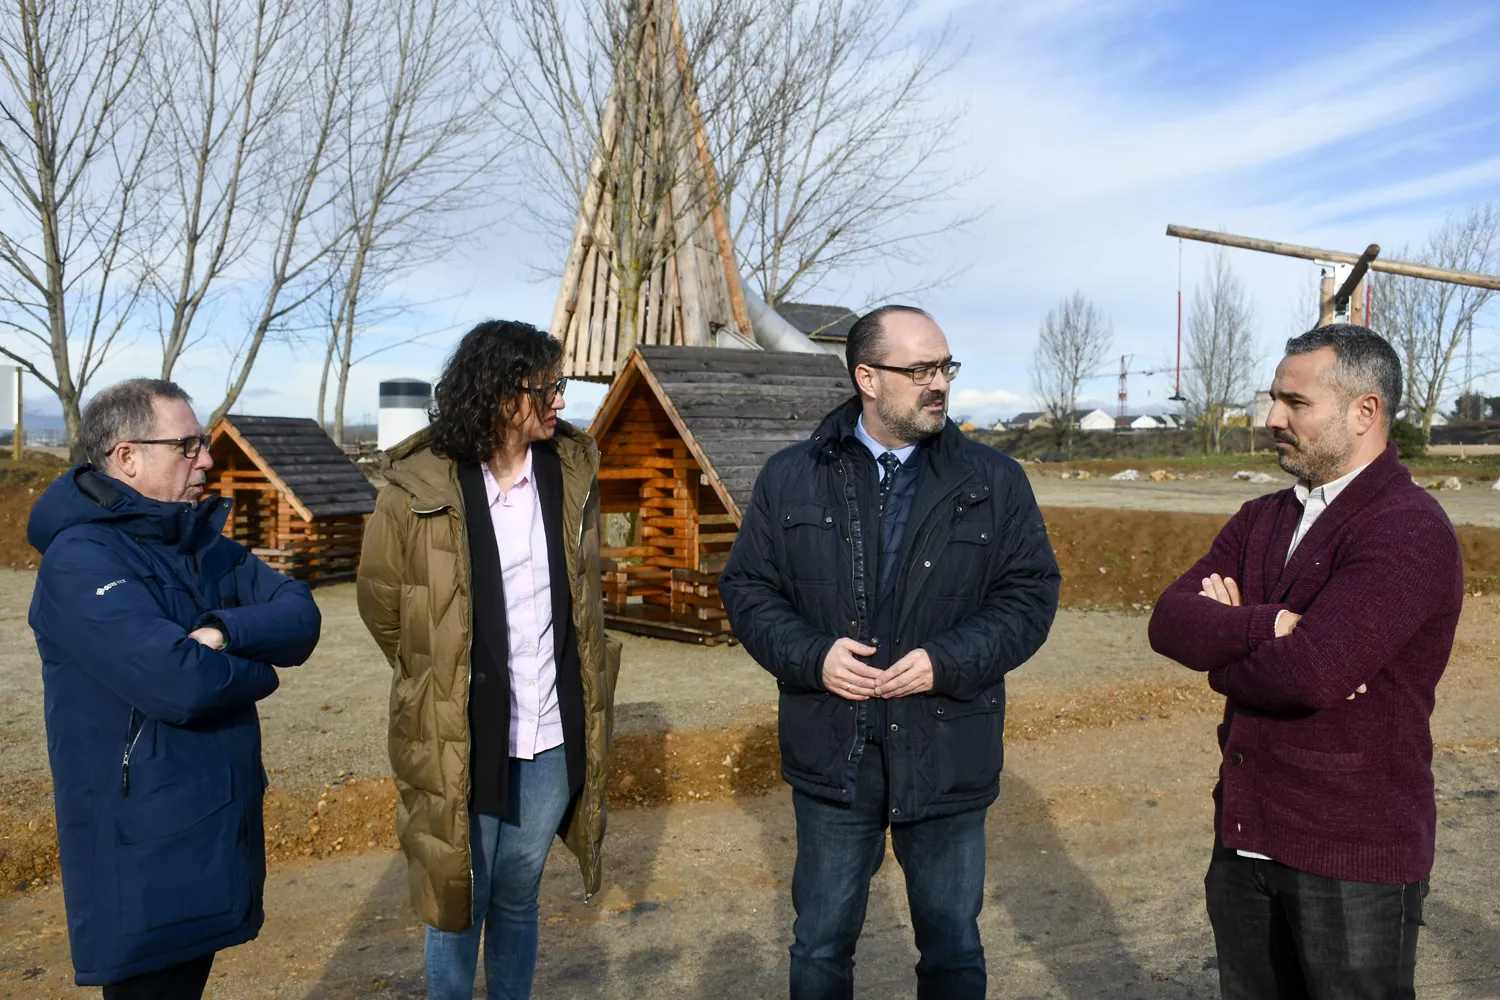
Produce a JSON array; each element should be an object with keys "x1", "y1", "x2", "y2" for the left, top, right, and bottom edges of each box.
[
  {"x1": 0, "y1": 461, "x2": 65, "y2": 569},
  {"x1": 1041, "y1": 507, "x2": 1224, "y2": 608},
  {"x1": 1041, "y1": 506, "x2": 1500, "y2": 608}
]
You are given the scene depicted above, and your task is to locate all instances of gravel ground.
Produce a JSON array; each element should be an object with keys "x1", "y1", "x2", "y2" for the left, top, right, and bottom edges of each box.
[{"x1": 0, "y1": 567, "x2": 1171, "y2": 789}]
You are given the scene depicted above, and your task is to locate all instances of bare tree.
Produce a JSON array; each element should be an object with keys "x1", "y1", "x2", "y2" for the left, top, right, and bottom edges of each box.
[
  {"x1": 1029, "y1": 291, "x2": 1111, "y2": 454},
  {"x1": 315, "y1": 0, "x2": 502, "y2": 444},
  {"x1": 1183, "y1": 251, "x2": 1258, "y2": 454},
  {"x1": 722, "y1": 0, "x2": 975, "y2": 307},
  {"x1": 148, "y1": 0, "x2": 308, "y2": 379},
  {"x1": 205, "y1": 0, "x2": 367, "y2": 426},
  {"x1": 1370, "y1": 204, "x2": 1500, "y2": 442},
  {"x1": 0, "y1": 0, "x2": 162, "y2": 459}
]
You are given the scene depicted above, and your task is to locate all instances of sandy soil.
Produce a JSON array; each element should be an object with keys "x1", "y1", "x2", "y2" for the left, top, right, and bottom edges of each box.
[
  {"x1": 4, "y1": 655, "x2": 1500, "y2": 998},
  {"x1": 4, "y1": 566, "x2": 1500, "y2": 996}
]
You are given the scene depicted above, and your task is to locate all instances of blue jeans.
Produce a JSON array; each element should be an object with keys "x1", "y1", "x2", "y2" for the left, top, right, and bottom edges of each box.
[
  {"x1": 425, "y1": 746, "x2": 571, "y2": 1000},
  {"x1": 789, "y1": 745, "x2": 988, "y2": 1000}
]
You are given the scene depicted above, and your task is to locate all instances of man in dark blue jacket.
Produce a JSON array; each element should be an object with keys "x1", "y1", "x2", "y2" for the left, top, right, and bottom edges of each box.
[
  {"x1": 27, "y1": 378, "x2": 321, "y2": 999},
  {"x1": 720, "y1": 306, "x2": 1060, "y2": 1000}
]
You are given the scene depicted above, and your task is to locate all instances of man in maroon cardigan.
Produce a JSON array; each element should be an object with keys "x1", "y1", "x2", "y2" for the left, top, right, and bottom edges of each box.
[{"x1": 1149, "y1": 324, "x2": 1463, "y2": 999}]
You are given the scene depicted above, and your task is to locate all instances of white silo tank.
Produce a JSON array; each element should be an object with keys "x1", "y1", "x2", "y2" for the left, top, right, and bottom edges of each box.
[{"x1": 378, "y1": 378, "x2": 432, "y2": 451}]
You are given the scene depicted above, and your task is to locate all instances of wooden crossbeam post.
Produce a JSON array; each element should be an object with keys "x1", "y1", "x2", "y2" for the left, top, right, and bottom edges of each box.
[{"x1": 1167, "y1": 225, "x2": 1500, "y2": 291}]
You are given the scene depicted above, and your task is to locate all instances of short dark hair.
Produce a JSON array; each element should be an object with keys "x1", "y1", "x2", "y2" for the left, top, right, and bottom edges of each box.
[
  {"x1": 845, "y1": 304, "x2": 931, "y2": 388},
  {"x1": 1283, "y1": 323, "x2": 1402, "y2": 429},
  {"x1": 428, "y1": 319, "x2": 563, "y2": 464},
  {"x1": 81, "y1": 378, "x2": 193, "y2": 468}
]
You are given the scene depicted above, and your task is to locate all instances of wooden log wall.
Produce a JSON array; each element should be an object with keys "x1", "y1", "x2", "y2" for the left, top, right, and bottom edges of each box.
[{"x1": 597, "y1": 381, "x2": 733, "y2": 636}]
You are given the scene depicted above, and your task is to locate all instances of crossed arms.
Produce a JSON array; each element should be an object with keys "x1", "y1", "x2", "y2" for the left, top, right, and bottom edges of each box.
[
  {"x1": 1147, "y1": 504, "x2": 1459, "y2": 714},
  {"x1": 33, "y1": 533, "x2": 321, "y2": 724}
]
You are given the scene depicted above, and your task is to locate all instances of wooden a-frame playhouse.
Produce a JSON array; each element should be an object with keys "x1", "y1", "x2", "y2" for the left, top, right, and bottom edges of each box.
[{"x1": 588, "y1": 345, "x2": 853, "y2": 643}]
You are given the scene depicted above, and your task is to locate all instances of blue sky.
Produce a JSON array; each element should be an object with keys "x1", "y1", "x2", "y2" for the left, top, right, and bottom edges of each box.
[{"x1": 18, "y1": 0, "x2": 1500, "y2": 429}]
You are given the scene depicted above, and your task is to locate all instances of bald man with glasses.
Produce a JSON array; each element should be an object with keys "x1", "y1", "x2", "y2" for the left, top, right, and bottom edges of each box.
[{"x1": 721, "y1": 305, "x2": 1060, "y2": 999}]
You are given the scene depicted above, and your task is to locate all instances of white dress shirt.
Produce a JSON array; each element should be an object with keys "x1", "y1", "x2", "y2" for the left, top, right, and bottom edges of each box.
[{"x1": 482, "y1": 453, "x2": 563, "y2": 759}]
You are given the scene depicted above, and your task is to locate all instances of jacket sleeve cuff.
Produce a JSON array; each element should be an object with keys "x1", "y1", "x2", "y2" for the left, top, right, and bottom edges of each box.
[
  {"x1": 806, "y1": 637, "x2": 837, "y2": 693},
  {"x1": 193, "y1": 612, "x2": 232, "y2": 648},
  {"x1": 1247, "y1": 604, "x2": 1286, "y2": 649},
  {"x1": 922, "y1": 643, "x2": 952, "y2": 696}
]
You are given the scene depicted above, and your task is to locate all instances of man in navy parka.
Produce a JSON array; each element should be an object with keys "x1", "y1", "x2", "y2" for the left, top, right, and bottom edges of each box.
[{"x1": 26, "y1": 378, "x2": 321, "y2": 997}]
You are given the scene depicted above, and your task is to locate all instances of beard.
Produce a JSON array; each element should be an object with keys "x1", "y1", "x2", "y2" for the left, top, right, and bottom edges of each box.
[
  {"x1": 876, "y1": 387, "x2": 947, "y2": 443},
  {"x1": 1275, "y1": 413, "x2": 1353, "y2": 484}
]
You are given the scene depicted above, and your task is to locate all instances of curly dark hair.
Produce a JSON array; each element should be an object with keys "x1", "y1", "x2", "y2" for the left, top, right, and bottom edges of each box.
[{"x1": 428, "y1": 320, "x2": 564, "y2": 464}]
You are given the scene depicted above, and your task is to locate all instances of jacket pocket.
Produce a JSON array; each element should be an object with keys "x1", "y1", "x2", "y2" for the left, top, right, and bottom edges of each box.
[
  {"x1": 778, "y1": 691, "x2": 846, "y2": 779},
  {"x1": 779, "y1": 503, "x2": 838, "y2": 584},
  {"x1": 1268, "y1": 742, "x2": 1367, "y2": 771},
  {"x1": 927, "y1": 516, "x2": 994, "y2": 599},
  {"x1": 116, "y1": 766, "x2": 247, "y2": 932},
  {"x1": 928, "y1": 688, "x2": 1004, "y2": 796}
]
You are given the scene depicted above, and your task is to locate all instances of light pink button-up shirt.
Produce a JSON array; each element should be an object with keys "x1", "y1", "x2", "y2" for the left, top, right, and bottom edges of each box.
[{"x1": 481, "y1": 451, "x2": 563, "y2": 759}]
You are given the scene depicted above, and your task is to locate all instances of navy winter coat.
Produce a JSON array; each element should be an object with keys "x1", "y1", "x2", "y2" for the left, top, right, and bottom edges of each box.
[
  {"x1": 719, "y1": 400, "x2": 1060, "y2": 821},
  {"x1": 27, "y1": 467, "x2": 321, "y2": 986}
]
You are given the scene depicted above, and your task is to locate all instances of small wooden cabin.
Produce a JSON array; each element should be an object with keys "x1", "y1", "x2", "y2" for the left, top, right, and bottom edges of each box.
[
  {"x1": 588, "y1": 345, "x2": 853, "y2": 643},
  {"x1": 204, "y1": 415, "x2": 378, "y2": 584}
]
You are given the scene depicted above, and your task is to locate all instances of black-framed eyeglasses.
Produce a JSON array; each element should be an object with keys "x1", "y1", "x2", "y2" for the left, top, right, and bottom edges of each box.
[
  {"x1": 122, "y1": 434, "x2": 212, "y2": 459},
  {"x1": 526, "y1": 377, "x2": 568, "y2": 403},
  {"x1": 866, "y1": 361, "x2": 961, "y2": 385}
]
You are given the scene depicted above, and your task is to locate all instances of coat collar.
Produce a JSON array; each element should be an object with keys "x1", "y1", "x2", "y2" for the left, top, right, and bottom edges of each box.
[{"x1": 382, "y1": 421, "x2": 599, "y2": 515}]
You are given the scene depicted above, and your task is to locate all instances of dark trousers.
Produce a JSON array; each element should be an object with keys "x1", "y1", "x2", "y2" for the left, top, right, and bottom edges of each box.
[
  {"x1": 1205, "y1": 844, "x2": 1425, "y2": 1000},
  {"x1": 789, "y1": 745, "x2": 987, "y2": 1000},
  {"x1": 102, "y1": 953, "x2": 214, "y2": 1000}
]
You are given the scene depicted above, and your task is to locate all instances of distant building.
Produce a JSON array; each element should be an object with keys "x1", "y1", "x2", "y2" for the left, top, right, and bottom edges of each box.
[
  {"x1": 1220, "y1": 404, "x2": 1250, "y2": 427},
  {"x1": 1396, "y1": 408, "x2": 1448, "y2": 427},
  {"x1": 1254, "y1": 390, "x2": 1273, "y2": 427},
  {"x1": 988, "y1": 418, "x2": 1010, "y2": 431},
  {"x1": 1073, "y1": 408, "x2": 1116, "y2": 432},
  {"x1": 776, "y1": 303, "x2": 858, "y2": 360},
  {"x1": 1009, "y1": 411, "x2": 1052, "y2": 430},
  {"x1": 1117, "y1": 414, "x2": 1163, "y2": 431},
  {"x1": 1157, "y1": 413, "x2": 1182, "y2": 430}
]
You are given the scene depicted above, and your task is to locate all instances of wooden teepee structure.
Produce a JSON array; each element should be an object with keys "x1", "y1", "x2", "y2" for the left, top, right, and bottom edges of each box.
[{"x1": 550, "y1": 0, "x2": 752, "y2": 382}]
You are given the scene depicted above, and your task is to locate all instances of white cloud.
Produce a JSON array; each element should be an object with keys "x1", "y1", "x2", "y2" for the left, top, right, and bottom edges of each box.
[{"x1": 949, "y1": 386, "x2": 1028, "y2": 422}]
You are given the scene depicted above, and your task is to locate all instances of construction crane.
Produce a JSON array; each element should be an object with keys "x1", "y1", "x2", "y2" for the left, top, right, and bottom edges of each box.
[{"x1": 1113, "y1": 355, "x2": 1195, "y2": 428}]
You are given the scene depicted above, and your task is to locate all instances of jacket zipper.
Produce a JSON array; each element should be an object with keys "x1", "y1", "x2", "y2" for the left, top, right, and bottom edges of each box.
[
  {"x1": 836, "y1": 456, "x2": 867, "y2": 764},
  {"x1": 121, "y1": 708, "x2": 145, "y2": 797}
]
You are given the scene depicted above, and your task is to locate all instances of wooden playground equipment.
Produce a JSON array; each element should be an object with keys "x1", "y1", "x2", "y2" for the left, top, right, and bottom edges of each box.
[
  {"x1": 1167, "y1": 224, "x2": 1500, "y2": 324},
  {"x1": 205, "y1": 415, "x2": 378, "y2": 585},
  {"x1": 550, "y1": 0, "x2": 753, "y2": 382},
  {"x1": 588, "y1": 345, "x2": 851, "y2": 643}
]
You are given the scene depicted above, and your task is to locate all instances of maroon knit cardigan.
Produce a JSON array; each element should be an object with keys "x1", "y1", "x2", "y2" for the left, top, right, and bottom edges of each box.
[{"x1": 1148, "y1": 443, "x2": 1463, "y2": 883}]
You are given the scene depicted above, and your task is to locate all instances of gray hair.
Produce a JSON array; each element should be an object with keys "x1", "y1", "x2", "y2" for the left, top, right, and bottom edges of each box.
[
  {"x1": 1283, "y1": 324, "x2": 1402, "y2": 429},
  {"x1": 81, "y1": 378, "x2": 193, "y2": 468}
]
